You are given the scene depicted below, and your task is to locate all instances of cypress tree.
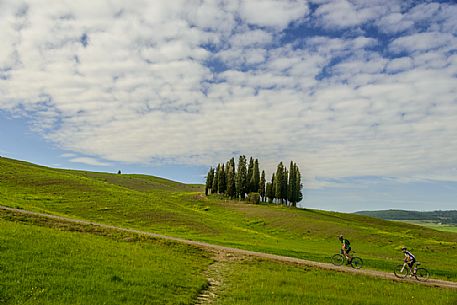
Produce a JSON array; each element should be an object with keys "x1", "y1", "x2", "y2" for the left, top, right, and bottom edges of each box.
[
  {"x1": 226, "y1": 158, "x2": 236, "y2": 199},
  {"x1": 205, "y1": 166, "x2": 214, "y2": 196},
  {"x1": 288, "y1": 161, "x2": 296, "y2": 205},
  {"x1": 259, "y1": 170, "x2": 266, "y2": 202},
  {"x1": 218, "y1": 163, "x2": 226, "y2": 194},
  {"x1": 266, "y1": 182, "x2": 273, "y2": 203},
  {"x1": 247, "y1": 157, "x2": 254, "y2": 192},
  {"x1": 283, "y1": 166, "x2": 288, "y2": 205},
  {"x1": 253, "y1": 159, "x2": 260, "y2": 192},
  {"x1": 213, "y1": 164, "x2": 220, "y2": 193},
  {"x1": 275, "y1": 162, "x2": 284, "y2": 204},
  {"x1": 236, "y1": 155, "x2": 248, "y2": 199},
  {"x1": 271, "y1": 173, "x2": 276, "y2": 203},
  {"x1": 294, "y1": 164, "x2": 303, "y2": 205}
]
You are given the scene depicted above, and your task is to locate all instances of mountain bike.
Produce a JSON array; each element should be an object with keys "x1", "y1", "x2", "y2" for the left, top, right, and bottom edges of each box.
[
  {"x1": 331, "y1": 252, "x2": 363, "y2": 269},
  {"x1": 394, "y1": 262, "x2": 430, "y2": 281}
]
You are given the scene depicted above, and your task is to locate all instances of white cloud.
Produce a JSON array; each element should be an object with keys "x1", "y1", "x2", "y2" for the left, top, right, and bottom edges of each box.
[
  {"x1": 313, "y1": 0, "x2": 388, "y2": 29},
  {"x1": 385, "y1": 57, "x2": 413, "y2": 74},
  {"x1": 69, "y1": 157, "x2": 111, "y2": 166},
  {"x1": 239, "y1": 0, "x2": 309, "y2": 28},
  {"x1": 0, "y1": 0, "x2": 456, "y2": 187},
  {"x1": 389, "y1": 32, "x2": 456, "y2": 54}
]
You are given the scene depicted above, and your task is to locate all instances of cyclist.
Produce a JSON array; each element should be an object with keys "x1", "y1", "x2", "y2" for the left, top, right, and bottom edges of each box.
[
  {"x1": 402, "y1": 247, "x2": 416, "y2": 274},
  {"x1": 339, "y1": 235, "x2": 352, "y2": 263}
]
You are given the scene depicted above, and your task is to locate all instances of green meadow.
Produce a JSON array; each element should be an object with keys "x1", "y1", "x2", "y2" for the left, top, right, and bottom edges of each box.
[
  {"x1": 2, "y1": 213, "x2": 456, "y2": 305},
  {"x1": 1, "y1": 156, "x2": 457, "y2": 304},
  {"x1": 0, "y1": 217, "x2": 211, "y2": 305},
  {"x1": 213, "y1": 259, "x2": 457, "y2": 305},
  {"x1": 396, "y1": 220, "x2": 457, "y2": 233}
]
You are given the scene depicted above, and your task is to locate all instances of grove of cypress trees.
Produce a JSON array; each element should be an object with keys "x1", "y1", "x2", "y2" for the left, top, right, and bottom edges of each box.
[{"x1": 205, "y1": 157, "x2": 303, "y2": 206}]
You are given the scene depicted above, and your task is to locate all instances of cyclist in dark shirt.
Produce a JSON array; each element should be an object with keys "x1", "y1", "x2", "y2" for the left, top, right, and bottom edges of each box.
[{"x1": 339, "y1": 235, "x2": 352, "y2": 263}]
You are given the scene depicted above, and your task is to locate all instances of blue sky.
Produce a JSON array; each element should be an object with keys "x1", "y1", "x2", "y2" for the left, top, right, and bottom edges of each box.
[{"x1": 0, "y1": 0, "x2": 456, "y2": 212}]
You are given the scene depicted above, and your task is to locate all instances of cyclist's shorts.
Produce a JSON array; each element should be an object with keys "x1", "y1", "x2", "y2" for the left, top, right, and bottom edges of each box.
[{"x1": 407, "y1": 258, "x2": 416, "y2": 268}]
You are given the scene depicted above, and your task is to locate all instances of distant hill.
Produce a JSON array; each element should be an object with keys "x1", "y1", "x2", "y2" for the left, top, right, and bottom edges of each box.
[{"x1": 355, "y1": 209, "x2": 457, "y2": 225}]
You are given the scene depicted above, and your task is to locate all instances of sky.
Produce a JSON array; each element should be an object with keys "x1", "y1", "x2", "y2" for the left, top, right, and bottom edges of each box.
[{"x1": 0, "y1": 0, "x2": 456, "y2": 212}]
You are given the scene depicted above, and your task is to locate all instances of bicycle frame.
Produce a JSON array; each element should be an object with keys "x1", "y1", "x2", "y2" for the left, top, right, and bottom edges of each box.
[{"x1": 400, "y1": 262, "x2": 416, "y2": 274}]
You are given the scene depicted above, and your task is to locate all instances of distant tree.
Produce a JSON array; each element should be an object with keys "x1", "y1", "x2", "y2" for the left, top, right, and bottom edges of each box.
[
  {"x1": 270, "y1": 173, "x2": 276, "y2": 203},
  {"x1": 253, "y1": 159, "x2": 260, "y2": 192},
  {"x1": 287, "y1": 162, "x2": 302, "y2": 206},
  {"x1": 288, "y1": 162, "x2": 295, "y2": 205},
  {"x1": 218, "y1": 163, "x2": 226, "y2": 194},
  {"x1": 259, "y1": 170, "x2": 266, "y2": 202},
  {"x1": 275, "y1": 162, "x2": 285, "y2": 204},
  {"x1": 247, "y1": 157, "x2": 254, "y2": 192},
  {"x1": 294, "y1": 164, "x2": 303, "y2": 205},
  {"x1": 226, "y1": 158, "x2": 236, "y2": 199},
  {"x1": 205, "y1": 167, "x2": 214, "y2": 196},
  {"x1": 236, "y1": 155, "x2": 248, "y2": 199},
  {"x1": 117, "y1": 170, "x2": 121, "y2": 174},
  {"x1": 213, "y1": 164, "x2": 220, "y2": 193},
  {"x1": 283, "y1": 166, "x2": 289, "y2": 205}
]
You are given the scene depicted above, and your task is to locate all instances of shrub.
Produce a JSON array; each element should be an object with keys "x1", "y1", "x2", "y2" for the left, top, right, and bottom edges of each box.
[{"x1": 247, "y1": 192, "x2": 260, "y2": 204}]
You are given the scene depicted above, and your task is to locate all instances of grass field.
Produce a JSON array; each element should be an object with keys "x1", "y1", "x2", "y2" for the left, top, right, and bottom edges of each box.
[
  {"x1": 396, "y1": 220, "x2": 457, "y2": 233},
  {"x1": 213, "y1": 259, "x2": 457, "y2": 305},
  {"x1": 0, "y1": 217, "x2": 211, "y2": 305},
  {"x1": 1, "y1": 157, "x2": 456, "y2": 280},
  {"x1": 1, "y1": 156, "x2": 457, "y2": 304},
  {"x1": 1, "y1": 210, "x2": 456, "y2": 305}
]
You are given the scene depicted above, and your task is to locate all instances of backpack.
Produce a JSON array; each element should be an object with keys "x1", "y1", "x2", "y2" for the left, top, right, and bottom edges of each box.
[{"x1": 344, "y1": 239, "x2": 351, "y2": 248}]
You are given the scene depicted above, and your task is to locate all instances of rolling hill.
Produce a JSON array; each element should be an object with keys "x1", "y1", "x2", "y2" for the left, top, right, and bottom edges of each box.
[
  {"x1": 1, "y1": 156, "x2": 456, "y2": 304},
  {"x1": 356, "y1": 209, "x2": 457, "y2": 224}
]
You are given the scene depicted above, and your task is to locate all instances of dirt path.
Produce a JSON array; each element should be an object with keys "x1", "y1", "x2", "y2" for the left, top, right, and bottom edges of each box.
[{"x1": 2, "y1": 205, "x2": 456, "y2": 290}]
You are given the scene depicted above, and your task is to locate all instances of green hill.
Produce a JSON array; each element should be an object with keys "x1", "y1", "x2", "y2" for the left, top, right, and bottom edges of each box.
[
  {"x1": 1, "y1": 156, "x2": 457, "y2": 304},
  {"x1": 356, "y1": 209, "x2": 457, "y2": 225}
]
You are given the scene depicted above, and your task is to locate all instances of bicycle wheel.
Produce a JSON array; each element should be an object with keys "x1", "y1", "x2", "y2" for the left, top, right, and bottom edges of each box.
[
  {"x1": 415, "y1": 268, "x2": 430, "y2": 282},
  {"x1": 351, "y1": 257, "x2": 363, "y2": 269},
  {"x1": 394, "y1": 264, "x2": 408, "y2": 278},
  {"x1": 331, "y1": 254, "x2": 344, "y2": 266}
]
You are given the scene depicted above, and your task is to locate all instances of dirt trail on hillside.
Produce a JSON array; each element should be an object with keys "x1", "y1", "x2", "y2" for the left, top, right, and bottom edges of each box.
[{"x1": 2, "y1": 205, "x2": 457, "y2": 290}]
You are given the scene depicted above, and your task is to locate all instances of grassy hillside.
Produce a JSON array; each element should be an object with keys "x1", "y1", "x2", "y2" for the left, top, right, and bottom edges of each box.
[
  {"x1": 0, "y1": 216, "x2": 211, "y2": 305},
  {"x1": 1, "y1": 156, "x2": 457, "y2": 283},
  {"x1": 213, "y1": 259, "x2": 457, "y2": 305},
  {"x1": 2, "y1": 210, "x2": 456, "y2": 305},
  {"x1": 356, "y1": 210, "x2": 457, "y2": 225}
]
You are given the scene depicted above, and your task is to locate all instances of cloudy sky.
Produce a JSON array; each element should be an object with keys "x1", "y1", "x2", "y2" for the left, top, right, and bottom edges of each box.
[{"x1": 1, "y1": 0, "x2": 456, "y2": 212}]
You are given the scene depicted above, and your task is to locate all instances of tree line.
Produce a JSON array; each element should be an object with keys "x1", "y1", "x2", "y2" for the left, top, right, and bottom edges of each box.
[{"x1": 205, "y1": 156, "x2": 303, "y2": 206}]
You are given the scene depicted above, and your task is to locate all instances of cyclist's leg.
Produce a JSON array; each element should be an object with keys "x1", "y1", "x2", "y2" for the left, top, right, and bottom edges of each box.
[
  {"x1": 346, "y1": 248, "x2": 353, "y2": 262},
  {"x1": 410, "y1": 259, "x2": 416, "y2": 274}
]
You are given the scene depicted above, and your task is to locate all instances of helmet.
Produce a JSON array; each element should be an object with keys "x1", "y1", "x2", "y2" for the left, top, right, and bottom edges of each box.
[
  {"x1": 401, "y1": 247, "x2": 407, "y2": 251},
  {"x1": 338, "y1": 235, "x2": 344, "y2": 240}
]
